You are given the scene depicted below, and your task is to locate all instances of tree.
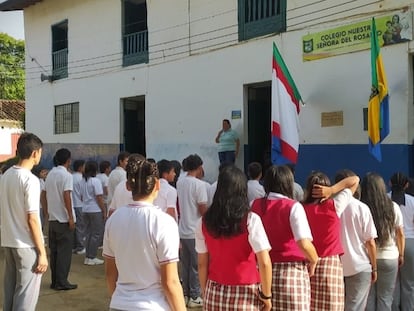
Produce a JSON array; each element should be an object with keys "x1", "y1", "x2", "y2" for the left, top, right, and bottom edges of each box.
[{"x1": 0, "y1": 33, "x2": 25, "y2": 100}]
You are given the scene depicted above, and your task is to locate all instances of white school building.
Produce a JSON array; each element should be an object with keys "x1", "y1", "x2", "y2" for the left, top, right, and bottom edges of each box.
[{"x1": 1, "y1": 0, "x2": 413, "y2": 184}]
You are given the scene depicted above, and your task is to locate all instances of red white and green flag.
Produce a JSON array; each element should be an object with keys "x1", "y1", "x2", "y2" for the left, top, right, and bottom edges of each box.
[{"x1": 271, "y1": 42, "x2": 302, "y2": 165}]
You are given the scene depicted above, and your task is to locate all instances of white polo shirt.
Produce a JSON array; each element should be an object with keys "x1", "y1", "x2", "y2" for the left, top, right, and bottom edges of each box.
[
  {"x1": 108, "y1": 181, "x2": 134, "y2": 213},
  {"x1": 103, "y1": 202, "x2": 180, "y2": 310},
  {"x1": 107, "y1": 167, "x2": 126, "y2": 206},
  {"x1": 81, "y1": 177, "x2": 103, "y2": 213},
  {"x1": 45, "y1": 165, "x2": 76, "y2": 223},
  {"x1": 0, "y1": 166, "x2": 43, "y2": 248},
  {"x1": 72, "y1": 171, "x2": 83, "y2": 208},
  {"x1": 340, "y1": 197, "x2": 378, "y2": 276},
  {"x1": 153, "y1": 178, "x2": 177, "y2": 214},
  {"x1": 247, "y1": 180, "x2": 265, "y2": 204},
  {"x1": 177, "y1": 175, "x2": 208, "y2": 239}
]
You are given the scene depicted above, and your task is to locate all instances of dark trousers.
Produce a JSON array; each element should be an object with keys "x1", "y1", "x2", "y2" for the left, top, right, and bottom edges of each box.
[
  {"x1": 49, "y1": 221, "x2": 74, "y2": 287},
  {"x1": 218, "y1": 151, "x2": 235, "y2": 164}
]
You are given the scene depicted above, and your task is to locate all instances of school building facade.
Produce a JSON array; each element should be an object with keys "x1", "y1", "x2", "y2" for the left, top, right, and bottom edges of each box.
[{"x1": 1, "y1": 0, "x2": 413, "y2": 184}]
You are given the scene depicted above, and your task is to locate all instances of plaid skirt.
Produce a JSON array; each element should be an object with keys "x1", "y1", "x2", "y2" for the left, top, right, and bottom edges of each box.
[
  {"x1": 310, "y1": 255, "x2": 344, "y2": 311},
  {"x1": 203, "y1": 279, "x2": 262, "y2": 311},
  {"x1": 272, "y1": 261, "x2": 311, "y2": 311}
]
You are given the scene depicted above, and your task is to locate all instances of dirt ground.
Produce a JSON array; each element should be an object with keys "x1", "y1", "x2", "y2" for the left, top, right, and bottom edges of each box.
[
  {"x1": 0, "y1": 243, "x2": 200, "y2": 310},
  {"x1": 0, "y1": 247, "x2": 110, "y2": 311}
]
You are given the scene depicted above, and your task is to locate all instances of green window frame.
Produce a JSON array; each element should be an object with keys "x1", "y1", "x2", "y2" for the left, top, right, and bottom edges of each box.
[{"x1": 238, "y1": 0, "x2": 287, "y2": 41}]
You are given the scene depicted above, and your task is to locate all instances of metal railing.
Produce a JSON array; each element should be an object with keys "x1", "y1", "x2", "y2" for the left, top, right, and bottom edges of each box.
[
  {"x1": 52, "y1": 48, "x2": 68, "y2": 78},
  {"x1": 123, "y1": 30, "x2": 148, "y2": 56}
]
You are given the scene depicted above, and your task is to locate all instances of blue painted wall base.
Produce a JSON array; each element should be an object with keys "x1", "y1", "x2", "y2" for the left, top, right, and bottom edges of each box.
[{"x1": 295, "y1": 144, "x2": 414, "y2": 187}]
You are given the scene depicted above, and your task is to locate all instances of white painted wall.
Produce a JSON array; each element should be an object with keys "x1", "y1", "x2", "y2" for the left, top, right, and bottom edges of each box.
[{"x1": 22, "y1": 0, "x2": 414, "y2": 181}]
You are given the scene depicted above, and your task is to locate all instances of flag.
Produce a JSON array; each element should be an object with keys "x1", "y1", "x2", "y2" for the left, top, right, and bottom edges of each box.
[
  {"x1": 271, "y1": 42, "x2": 302, "y2": 165},
  {"x1": 368, "y1": 17, "x2": 390, "y2": 162}
]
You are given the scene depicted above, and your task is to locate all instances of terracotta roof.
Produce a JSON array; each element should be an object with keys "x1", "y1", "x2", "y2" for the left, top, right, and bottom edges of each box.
[
  {"x1": 0, "y1": 100, "x2": 25, "y2": 121},
  {"x1": 0, "y1": 0, "x2": 43, "y2": 11}
]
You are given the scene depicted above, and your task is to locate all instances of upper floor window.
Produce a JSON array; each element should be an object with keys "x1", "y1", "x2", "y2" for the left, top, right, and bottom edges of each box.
[
  {"x1": 54, "y1": 102, "x2": 79, "y2": 134},
  {"x1": 238, "y1": 0, "x2": 287, "y2": 41},
  {"x1": 52, "y1": 20, "x2": 68, "y2": 80},
  {"x1": 122, "y1": 0, "x2": 148, "y2": 66}
]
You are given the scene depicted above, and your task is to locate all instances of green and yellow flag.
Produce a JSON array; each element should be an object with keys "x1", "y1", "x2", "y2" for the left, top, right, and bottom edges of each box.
[{"x1": 368, "y1": 17, "x2": 389, "y2": 162}]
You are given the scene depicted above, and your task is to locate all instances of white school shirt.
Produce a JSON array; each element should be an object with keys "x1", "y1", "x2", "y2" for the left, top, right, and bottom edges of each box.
[
  {"x1": 81, "y1": 177, "x2": 103, "y2": 213},
  {"x1": 195, "y1": 212, "x2": 271, "y2": 254},
  {"x1": 103, "y1": 202, "x2": 180, "y2": 311},
  {"x1": 0, "y1": 166, "x2": 43, "y2": 248},
  {"x1": 340, "y1": 197, "x2": 378, "y2": 276},
  {"x1": 266, "y1": 192, "x2": 313, "y2": 241},
  {"x1": 45, "y1": 166, "x2": 76, "y2": 223},
  {"x1": 395, "y1": 194, "x2": 414, "y2": 239},
  {"x1": 247, "y1": 180, "x2": 265, "y2": 204},
  {"x1": 377, "y1": 202, "x2": 403, "y2": 260},
  {"x1": 153, "y1": 178, "x2": 177, "y2": 214},
  {"x1": 72, "y1": 172, "x2": 83, "y2": 208},
  {"x1": 177, "y1": 175, "x2": 208, "y2": 239},
  {"x1": 107, "y1": 167, "x2": 126, "y2": 205},
  {"x1": 108, "y1": 181, "x2": 134, "y2": 213},
  {"x1": 96, "y1": 173, "x2": 109, "y2": 203}
]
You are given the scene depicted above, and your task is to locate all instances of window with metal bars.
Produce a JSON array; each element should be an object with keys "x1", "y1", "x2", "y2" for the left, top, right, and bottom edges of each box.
[
  {"x1": 238, "y1": 0, "x2": 287, "y2": 41},
  {"x1": 54, "y1": 102, "x2": 79, "y2": 134}
]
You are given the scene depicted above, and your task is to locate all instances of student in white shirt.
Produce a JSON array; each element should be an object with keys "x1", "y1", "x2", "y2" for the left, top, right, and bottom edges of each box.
[
  {"x1": 361, "y1": 173, "x2": 405, "y2": 311},
  {"x1": 335, "y1": 169, "x2": 377, "y2": 311},
  {"x1": 0, "y1": 132, "x2": 48, "y2": 311},
  {"x1": 247, "y1": 162, "x2": 265, "y2": 204},
  {"x1": 177, "y1": 154, "x2": 208, "y2": 307},
  {"x1": 72, "y1": 159, "x2": 85, "y2": 254},
  {"x1": 103, "y1": 154, "x2": 186, "y2": 311},
  {"x1": 107, "y1": 152, "x2": 129, "y2": 206},
  {"x1": 154, "y1": 159, "x2": 178, "y2": 220},
  {"x1": 41, "y1": 148, "x2": 77, "y2": 290},
  {"x1": 390, "y1": 172, "x2": 414, "y2": 311},
  {"x1": 80, "y1": 161, "x2": 106, "y2": 265}
]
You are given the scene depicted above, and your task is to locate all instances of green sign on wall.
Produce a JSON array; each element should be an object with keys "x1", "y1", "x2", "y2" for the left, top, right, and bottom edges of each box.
[{"x1": 302, "y1": 10, "x2": 412, "y2": 61}]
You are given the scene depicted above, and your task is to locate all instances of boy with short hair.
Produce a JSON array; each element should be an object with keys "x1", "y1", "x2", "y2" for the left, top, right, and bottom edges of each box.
[
  {"x1": 247, "y1": 162, "x2": 265, "y2": 204},
  {"x1": 0, "y1": 132, "x2": 48, "y2": 310}
]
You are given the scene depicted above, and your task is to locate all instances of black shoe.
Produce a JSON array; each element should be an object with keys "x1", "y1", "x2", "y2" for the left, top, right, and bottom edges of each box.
[{"x1": 54, "y1": 283, "x2": 78, "y2": 291}]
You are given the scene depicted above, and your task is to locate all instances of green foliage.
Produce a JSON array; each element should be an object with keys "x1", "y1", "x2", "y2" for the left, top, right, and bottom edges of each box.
[{"x1": 0, "y1": 33, "x2": 25, "y2": 100}]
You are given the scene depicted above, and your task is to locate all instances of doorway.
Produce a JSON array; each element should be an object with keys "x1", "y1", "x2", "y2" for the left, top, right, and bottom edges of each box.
[
  {"x1": 245, "y1": 83, "x2": 271, "y2": 174},
  {"x1": 122, "y1": 96, "x2": 146, "y2": 156}
]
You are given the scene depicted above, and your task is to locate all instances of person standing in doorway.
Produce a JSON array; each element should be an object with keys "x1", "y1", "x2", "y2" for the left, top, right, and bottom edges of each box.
[
  {"x1": 215, "y1": 119, "x2": 240, "y2": 164},
  {"x1": 41, "y1": 148, "x2": 77, "y2": 290},
  {"x1": 0, "y1": 132, "x2": 48, "y2": 311}
]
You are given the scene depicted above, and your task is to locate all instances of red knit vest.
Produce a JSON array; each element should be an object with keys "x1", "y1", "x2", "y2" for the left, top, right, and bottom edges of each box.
[
  {"x1": 303, "y1": 199, "x2": 344, "y2": 257},
  {"x1": 251, "y1": 197, "x2": 305, "y2": 262},
  {"x1": 201, "y1": 219, "x2": 260, "y2": 285}
]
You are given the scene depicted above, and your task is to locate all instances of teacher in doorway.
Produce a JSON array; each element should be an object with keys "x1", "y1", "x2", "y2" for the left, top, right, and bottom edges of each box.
[{"x1": 215, "y1": 119, "x2": 240, "y2": 164}]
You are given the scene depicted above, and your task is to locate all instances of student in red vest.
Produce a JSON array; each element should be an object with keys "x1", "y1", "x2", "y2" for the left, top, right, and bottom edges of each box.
[
  {"x1": 196, "y1": 165, "x2": 272, "y2": 311},
  {"x1": 251, "y1": 165, "x2": 319, "y2": 311},
  {"x1": 302, "y1": 172, "x2": 359, "y2": 311}
]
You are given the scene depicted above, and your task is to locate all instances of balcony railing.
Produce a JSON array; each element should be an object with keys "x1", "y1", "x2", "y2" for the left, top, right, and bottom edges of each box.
[
  {"x1": 52, "y1": 48, "x2": 68, "y2": 80},
  {"x1": 238, "y1": 0, "x2": 286, "y2": 41},
  {"x1": 123, "y1": 30, "x2": 149, "y2": 66}
]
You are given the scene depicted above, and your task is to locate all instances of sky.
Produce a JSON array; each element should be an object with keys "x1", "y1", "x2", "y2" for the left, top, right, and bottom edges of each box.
[{"x1": 0, "y1": 10, "x2": 24, "y2": 40}]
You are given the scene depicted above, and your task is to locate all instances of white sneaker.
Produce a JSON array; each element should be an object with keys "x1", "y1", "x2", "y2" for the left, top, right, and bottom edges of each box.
[
  {"x1": 187, "y1": 296, "x2": 203, "y2": 308},
  {"x1": 75, "y1": 248, "x2": 86, "y2": 255},
  {"x1": 184, "y1": 296, "x2": 189, "y2": 306},
  {"x1": 85, "y1": 257, "x2": 104, "y2": 265}
]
